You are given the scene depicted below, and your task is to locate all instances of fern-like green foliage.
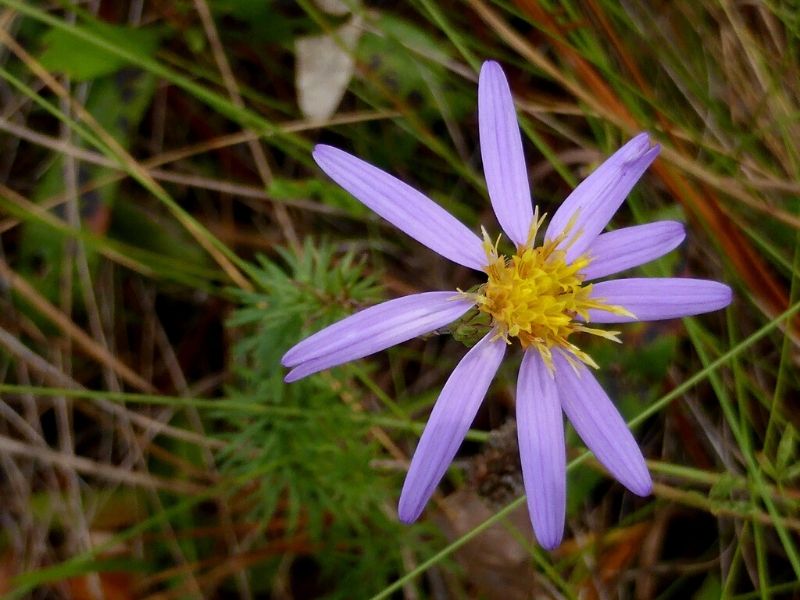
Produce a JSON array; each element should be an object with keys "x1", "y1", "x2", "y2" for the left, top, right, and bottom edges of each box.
[{"x1": 220, "y1": 240, "x2": 432, "y2": 597}]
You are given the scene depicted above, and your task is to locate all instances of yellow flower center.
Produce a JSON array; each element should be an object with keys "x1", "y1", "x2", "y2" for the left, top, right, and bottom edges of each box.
[{"x1": 466, "y1": 210, "x2": 633, "y2": 370}]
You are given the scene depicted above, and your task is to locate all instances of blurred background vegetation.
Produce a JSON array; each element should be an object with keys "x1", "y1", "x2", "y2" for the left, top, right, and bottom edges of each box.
[{"x1": 0, "y1": 1, "x2": 798, "y2": 598}]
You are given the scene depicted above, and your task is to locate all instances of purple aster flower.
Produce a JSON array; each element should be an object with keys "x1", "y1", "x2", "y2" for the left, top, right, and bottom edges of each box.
[{"x1": 282, "y1": 60, "x2": 732, "y2": 549}]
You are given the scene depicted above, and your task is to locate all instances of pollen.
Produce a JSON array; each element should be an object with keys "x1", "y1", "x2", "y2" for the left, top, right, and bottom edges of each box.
[{"x1": 467, "y1": 210, "x2": 634, "y2": 370}]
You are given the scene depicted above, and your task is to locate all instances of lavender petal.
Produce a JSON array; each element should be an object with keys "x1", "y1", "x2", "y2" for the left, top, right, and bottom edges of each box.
[
  {"x1": 545, "y1": 133, "x2": 660, "y2": 263},
  {"x1": 583, "y1": 221, "x2": 686, "y2": 280},
  {"x1": 587, "y1": 278, "x2": 733, "y2": 323},
  {"x1": 282, "y1": 292, "x2": 475, "y2": 382},
  {"x1": 398, "y1": 332, "x2": 506, "y2": 523},
  {"x1": 313, "y1": 145, "x2": 486, "y2": 270},
  {"x1": 553, "y1": 352, "x2": 652, "y2": 496},
  {"x1": 479, "y1": 61, "x2": 534, "y2": 246},
  {"x1": 517, "y1": 349, "x2": 566, "y2": 550}
]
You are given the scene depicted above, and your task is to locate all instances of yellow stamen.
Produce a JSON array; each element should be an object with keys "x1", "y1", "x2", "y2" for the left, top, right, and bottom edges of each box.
[{"x1": 464, "y1": 213, "x2": 634, "y2": 370}]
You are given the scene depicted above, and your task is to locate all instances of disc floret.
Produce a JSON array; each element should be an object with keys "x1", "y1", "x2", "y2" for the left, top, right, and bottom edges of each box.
[{"x1": 469, "y1": 210, "x2": 633, "y2": 369}]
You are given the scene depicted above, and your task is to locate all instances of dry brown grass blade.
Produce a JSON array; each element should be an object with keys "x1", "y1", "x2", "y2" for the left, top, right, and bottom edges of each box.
[
  {"x1": 192, "y1": 0, "x2": 299, "y2": 258},
  {"x1": 0, "y1": 433, "x2": 203, "y2": 494},
  {"x1": 654, "y1": 147, "x2": 800, "y2": 231},
  {"x1": 139, "y1": 538, "x2": 319, "y2": 600},
  {"x1": 0, "y1": 183, "x2": 158, "y2": 276},
  {"x1": 0, "y1": 258, "x2": 156, "y2": 392},
  {"x1": 474, "y1": 0, "x2": 793, "y2": 329},
  {"x1": 0, "y1": 17, "x2": 252, "y2": 291},
  {"x1": 0, "y1": 332, "x2": 223, "y2": 450},
  {"x1": 0, "y1": 109, "x2": 398, "y2": 235}
]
